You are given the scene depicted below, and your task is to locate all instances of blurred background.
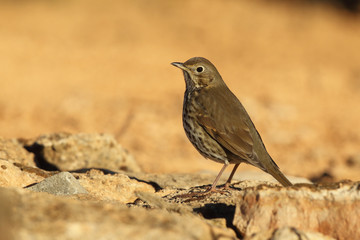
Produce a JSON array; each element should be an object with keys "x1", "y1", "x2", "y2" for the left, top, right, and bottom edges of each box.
[{"x1": 1, "y1": 0, "x2": 360, "y2": 182}]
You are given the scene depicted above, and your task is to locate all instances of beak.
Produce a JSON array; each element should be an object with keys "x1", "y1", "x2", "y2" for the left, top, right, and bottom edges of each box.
[{"x1": 171, "y1": 62, "x2": 188, "y2": 71}]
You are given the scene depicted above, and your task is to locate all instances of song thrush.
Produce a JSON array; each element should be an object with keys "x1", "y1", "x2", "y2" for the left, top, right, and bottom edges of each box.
[{"x1": 171, "y1": 57, "x2": 292, "y2": 191}]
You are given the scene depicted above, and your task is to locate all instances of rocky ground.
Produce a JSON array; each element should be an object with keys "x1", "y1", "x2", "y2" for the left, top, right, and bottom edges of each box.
[
  {"x1": 1, "y1": 0, "x2": 360, "y2": 239},
  {"x1": 1, "y1": 134, "x2": 359, "y2": 240}
]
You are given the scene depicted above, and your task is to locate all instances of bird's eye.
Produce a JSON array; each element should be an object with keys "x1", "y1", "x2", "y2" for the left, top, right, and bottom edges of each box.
[{"x1": 196, "y1": 66, "x2": 204, "y2": 73}]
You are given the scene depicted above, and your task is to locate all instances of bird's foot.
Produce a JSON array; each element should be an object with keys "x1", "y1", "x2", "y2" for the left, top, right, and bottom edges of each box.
[
  {"x1": 205, "y1": 186, "x2": 228, "y2": 194},
  {"x1": 172, "y1": 186, "x2": 228, "y2": 201},
  {"x1": 173, "y1": 191, "x2": 209, "y2": 200},
  {"x1": 222, "y1": 182, "x2": 232, "y2": 190}
]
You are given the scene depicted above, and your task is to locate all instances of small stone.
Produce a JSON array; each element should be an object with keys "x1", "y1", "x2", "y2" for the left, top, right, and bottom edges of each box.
[{"x1": 28, "y1": 172, "x2": 88, "y2": 195}]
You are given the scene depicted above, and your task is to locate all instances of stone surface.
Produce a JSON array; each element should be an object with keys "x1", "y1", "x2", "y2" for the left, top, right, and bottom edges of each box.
[
  {"x1": 28, "y1": 172, "x2": 88, "y2": 195},
  {"x1": 0, "y1": 137, "x2": 35, "y2": 167},
  {"x1": 1, "y1": 160, "x2": 359, "y2": 240},
  {"x1": 0, "y1": 160, "x2": 45, "y2": 188},
  {"x1": 0, "y1": 187, "x2": 228, "y2": 240},
  {"x1": 233, "y1": 182, "x2": 360, "y2": 240},
  {"x1": 76, "y1": 169, "x2": 155, "y2": 203},
  {"x1": 0, "y1": 134, "x2": 359, "y2": 239},
  {"x1": 127, "y1": 171, "x2": 310, "y2": 190},
  {"x1": 0, "y1": 188, "x2": 14, "y2": 240},
  {"x1": 26, "y1": 133, "x2": 141, "y2": 172},
  {"x1": 127, "y1": 172, "x2": 228, "y2": 190},
  {"x1": 246, "y1": 227, "x2": 335, "y2": 240}
]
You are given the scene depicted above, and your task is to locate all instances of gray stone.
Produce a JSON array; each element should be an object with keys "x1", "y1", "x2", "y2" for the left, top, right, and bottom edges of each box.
[{"x1": 28, "y1": 172, "x2": 88, "y2": 195}]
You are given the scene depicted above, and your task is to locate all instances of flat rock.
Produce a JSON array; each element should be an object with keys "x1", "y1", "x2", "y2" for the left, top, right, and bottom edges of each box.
[
  {"x1": 28, "y1": 172, "x2": 88, "y2": 195},
  {"x1": 26, "y1": 133, "x2": 141, "y2": 172},
  {"x1": 233, "y1": 182, "x2": 360, "y2": 240}
]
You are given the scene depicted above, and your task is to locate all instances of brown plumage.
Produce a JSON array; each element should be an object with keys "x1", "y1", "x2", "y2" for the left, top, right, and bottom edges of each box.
[{"x1": 172, "y1": 57, "x2": 292, "y2": 190}]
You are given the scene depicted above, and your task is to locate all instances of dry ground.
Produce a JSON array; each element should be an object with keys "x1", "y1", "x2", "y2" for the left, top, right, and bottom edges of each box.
[{"x1": 1, "y1": 0, "x2": 360, "y2": 181}]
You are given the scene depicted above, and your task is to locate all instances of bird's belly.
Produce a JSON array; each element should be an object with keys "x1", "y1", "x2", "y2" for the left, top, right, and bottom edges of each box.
[{"x1": 182, "y1": 114, "x2": 228, "y2": 164}]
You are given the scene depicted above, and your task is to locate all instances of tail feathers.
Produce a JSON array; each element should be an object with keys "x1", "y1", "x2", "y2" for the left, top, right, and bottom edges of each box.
[
  {"x1": 247, "y1": 152, "x2": 293, "y2": 186},
  {"x1": 266, "y1": 163, "x2": 293, "y2": 187}
]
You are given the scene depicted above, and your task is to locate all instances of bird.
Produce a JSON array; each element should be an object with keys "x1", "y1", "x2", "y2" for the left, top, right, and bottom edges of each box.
[{"x1": 171, "y1": 57, "x2": 292, "y2": 191}]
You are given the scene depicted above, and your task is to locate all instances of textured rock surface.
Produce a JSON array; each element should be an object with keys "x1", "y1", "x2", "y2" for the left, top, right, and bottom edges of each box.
[
  {"x1": 0, "y1": 187, "x2": 222, "y2": 240},
  {"x1": 76, "y1": 169, "x2": 155, "y2": 203},
  {"x1": 245, "y1": 227, "x2": 336, "y2": 240},
  {"x1": 0, "y1": 160, "x2": 45, "y2": 188},
  {"x1": 233, "y1": 182, "x2": 360, "y2": 240},
  {"x1": 0, "y1": 137, "x2": 35, "y2": 167},
  {"x1": 26, "y1": 133, "x2": 141, "y2": 172},
  {"x1": 28, "y1": 172, "x2": 88, "y2": 195},
  {"x1": 126, "y1": 171, "x2": 310, "y2": 190},
  {"x1": 0, "y1": 134, "x2": 358, "y2": 239}
]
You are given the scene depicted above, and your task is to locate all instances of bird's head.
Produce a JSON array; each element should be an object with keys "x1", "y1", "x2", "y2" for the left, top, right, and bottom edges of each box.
[{"x1": 172, "y1": 57, "x2": 224, "y2": 90}]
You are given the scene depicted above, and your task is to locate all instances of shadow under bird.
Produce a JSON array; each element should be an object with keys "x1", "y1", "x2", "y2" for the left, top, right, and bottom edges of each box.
[{"x1": 171, "y1": 57, "x2": 292, "y2": 191}]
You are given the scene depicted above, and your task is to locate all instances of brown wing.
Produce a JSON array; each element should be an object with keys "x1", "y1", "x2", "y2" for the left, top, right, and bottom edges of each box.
[{"x1": 195, "y1": 86, "x2": 254, "y2": 162}]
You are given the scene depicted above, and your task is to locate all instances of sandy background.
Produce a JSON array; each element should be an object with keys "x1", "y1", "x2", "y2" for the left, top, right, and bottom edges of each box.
[{"x1": 1, "y1": 0, "x2": 359, "y2": 181}]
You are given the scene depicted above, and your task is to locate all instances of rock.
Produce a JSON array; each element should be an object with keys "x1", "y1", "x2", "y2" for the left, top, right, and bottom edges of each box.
[
  {"x1": 0, "y1": 160, "x2": 45, "y2": 188},
  {"x1": 0, "y1": 187, "x2": 15, "y2": 240},
  {"x1": 26, "y1": 133, "x2": 141, "y2": 172},
  {"x1": 233, "y1": 182, "x2": 360, "y2": 240},
  {"x1": 246, "y1": 227, "x2": 335, "y2": 240},
  {"x1": 0, "y1": 137, "x2": 35, "y2": 167},
  {"x1": 161, "y1": 181, "x2": 253, "y2": 236},
  {"x1": 0, "y1": 187, "x2": 223, "y2": 240},
  {"x1": 0, "y1": 136, "x2": 356, "y2": 240},
  {"x1": 75, "y1": 169, "x2": 155, "y2": 203},
  {"x1": 28, "y1": 172, "x2": 88, "y2": 195}
]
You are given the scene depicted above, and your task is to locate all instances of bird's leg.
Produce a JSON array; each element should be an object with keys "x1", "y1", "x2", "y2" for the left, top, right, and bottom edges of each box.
[
  {"x1": 172, "y1": 163, "x2": 229, "y2": 200},
  {"x1": 207, "y1": 163, "x2": 228, "y2": 192},
  {"x1": 224, "y1": 163, "x2": 240, "y2": 189}
]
